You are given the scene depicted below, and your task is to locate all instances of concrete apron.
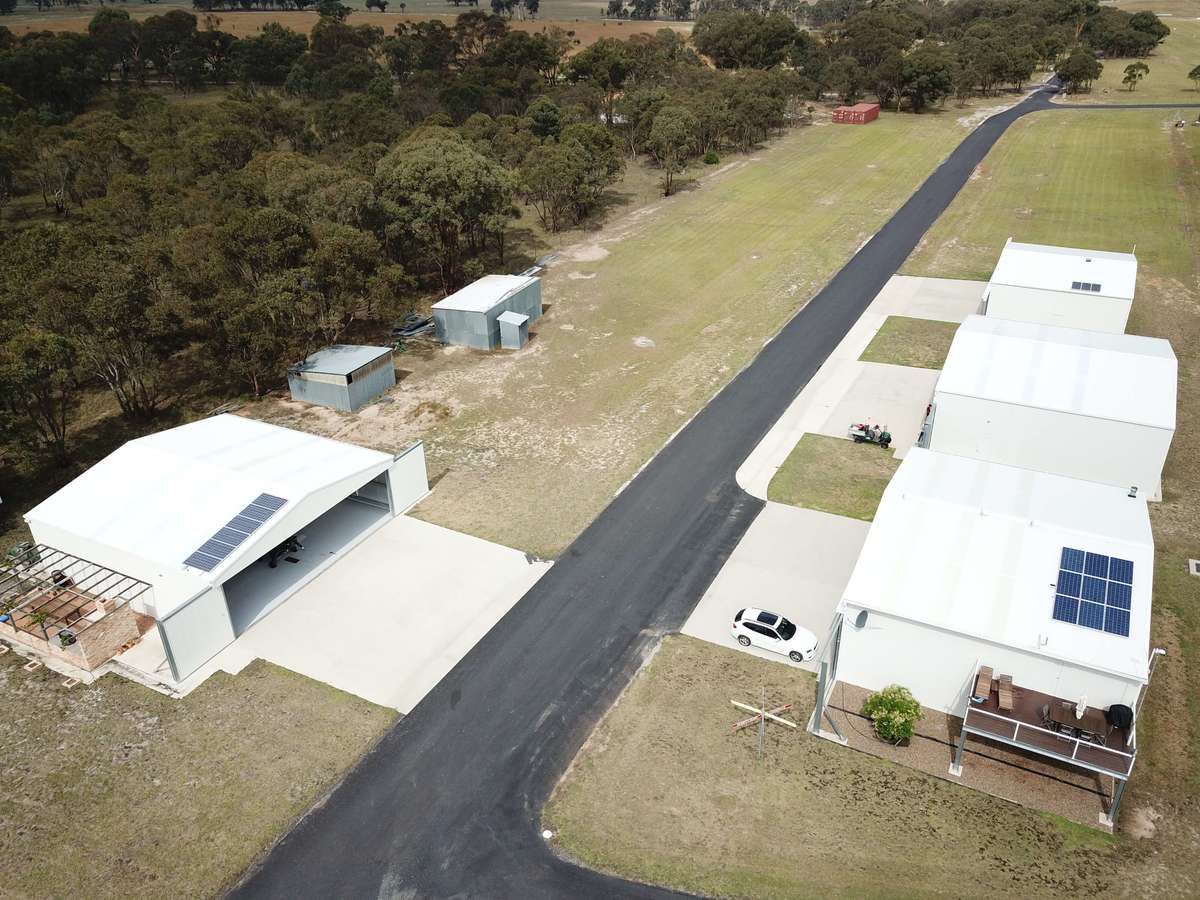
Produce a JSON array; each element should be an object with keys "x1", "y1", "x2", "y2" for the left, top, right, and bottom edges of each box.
[
  {"x1": 113, "y1": 516, "x2": 552, "y2": 713},
  {"x1": 738, "y1": 274, "x2": 985, "y2": 499},
  {"x1": 681, "y1": 502, "x2": 869, "y2": 671}
]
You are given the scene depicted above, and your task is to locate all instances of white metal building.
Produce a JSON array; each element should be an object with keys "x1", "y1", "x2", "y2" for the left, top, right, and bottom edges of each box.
[
  {"x1": 830, "y1": 449, "x2": 1154, "y2": 717},
  {"x1": 24, "y1": 415, "x2": 429, "y2": 681},
  {"x1": 981, "y1": 239, "x2": 1137, "y2": 333},
  {"x1": 924, "y1": 315, "x2": 1176, "y2": 499}
]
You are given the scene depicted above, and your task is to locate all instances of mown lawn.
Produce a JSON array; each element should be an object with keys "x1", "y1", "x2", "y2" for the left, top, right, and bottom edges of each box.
[
  {"x1": 767, "y1": 433, "x2": 898, "y2": 521},
  {"x1": 0, "y1": 656, "x2": 396, "y2": 899},
  {"x1": 905, "y1": 110, "x2": 1195, "y2": 284},
  {"x1": 858, "y1": 315, "x2": 960, "y2": 369},
  {"x1": 1071, "y1": 18, "x2": 1200, "y2": 104}
]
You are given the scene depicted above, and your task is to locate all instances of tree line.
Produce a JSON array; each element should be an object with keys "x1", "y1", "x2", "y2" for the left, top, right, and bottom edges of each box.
[
  {"x1": 0, "y1": 8, "x2": 808, "y2": 470},
  {"x1": 687, "y1": 0, "x2": 1168, "y2": 108},
  {"x1": 0, "y1": 0, "x2": 1172, "y2": 472}
]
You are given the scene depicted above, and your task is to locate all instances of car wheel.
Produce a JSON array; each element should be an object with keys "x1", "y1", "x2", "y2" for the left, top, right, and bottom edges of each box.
[
  {"x1": 789, "y1": 651, "x2": 804, "y2": 663},
  {"x1": 737, "y1": 635, "x2": 751, "y2": 647}
]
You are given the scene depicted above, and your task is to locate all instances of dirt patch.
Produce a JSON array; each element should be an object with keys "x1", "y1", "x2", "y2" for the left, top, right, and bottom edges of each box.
[
  {"x1": 564, "y1": 243, "x2": 610, "y2": 262},
  {"x1": 407, "y1": 399, "x2": 453, "y2": 424},
  {"x1": 955, "y1": 92, "x2": 1031, "y2": 129},
  {"x1": 1126, "y1": 805, "x2": 1162, "y2": 840}
]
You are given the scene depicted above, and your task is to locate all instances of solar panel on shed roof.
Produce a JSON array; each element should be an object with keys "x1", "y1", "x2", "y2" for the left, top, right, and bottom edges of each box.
[
  {"x1": 1051, "y1": 546, "x2": 1134, "y2": 637},
  {"x1": 183, "y1": 492, "x2": 287, "y2": 573}
]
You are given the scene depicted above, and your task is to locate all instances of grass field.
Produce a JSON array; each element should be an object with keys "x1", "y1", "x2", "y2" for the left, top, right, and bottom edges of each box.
[
  {"x1": 256, "y1": 108, "x2": 995, "y2": 557},
  {"x1": 0, "y1": 654, "x2": 395, "y2": 899},
  {"x1": 1071, "y1": 18, "x2": 1200, "y2": 104},
  {"x1": 0, "y1": 1, "x2": 681, "y2": 43},
  {"x1": 906, "y1": 111, "x2": 1194, "y2": 284},
  {"x1": 767, "y1": 433, "x2": 898, "y2": 520},
  {"x1": 544, "y1": 635, "x2": 1142, "y2": 900},
  {"x1": 549, "y1": 107, "x2": 1200, "y2": 898},
  {"x1": 858, "y1": 315, "x2": 959, "y2": 369},
  {"x1": 1111, "y1": 0, "x2": 1200, "y2": 14}
]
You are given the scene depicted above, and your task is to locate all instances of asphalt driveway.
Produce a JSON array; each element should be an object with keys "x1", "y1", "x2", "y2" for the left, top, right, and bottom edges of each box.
[{"x1": 231, "y1": 86, "x2": 1080, "y2": 899}]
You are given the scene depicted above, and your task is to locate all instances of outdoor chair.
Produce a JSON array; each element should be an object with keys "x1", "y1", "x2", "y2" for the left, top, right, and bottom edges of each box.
[
  {"x1": 1102, "y1": 704, "x2": 1133, "y2": 748},
  {"x1": 997, "y1": 674, "x2": 1014, "y2": 712},
  {"x1": 1040, "y1": 703, "x2": 1054, "y2": 730},
  {"x1": 972, "y1": 666, "x2": 994, "y2": 702}
]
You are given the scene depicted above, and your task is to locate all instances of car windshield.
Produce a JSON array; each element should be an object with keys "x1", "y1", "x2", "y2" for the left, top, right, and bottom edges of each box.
[{"x1": 777, "y1": 618, "x2": 797, "y2": 641}]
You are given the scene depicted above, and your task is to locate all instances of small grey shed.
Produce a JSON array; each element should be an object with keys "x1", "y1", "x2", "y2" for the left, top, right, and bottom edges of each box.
[
  {"x1": 432, "y1": 274, "x2": 542, "y2": 351},
  {"x1": 287, "y1": 345, "x2": 395, "y2": 412},
  {"x1": 498, "y1": 311, "x2": 530, "y2": 350}
]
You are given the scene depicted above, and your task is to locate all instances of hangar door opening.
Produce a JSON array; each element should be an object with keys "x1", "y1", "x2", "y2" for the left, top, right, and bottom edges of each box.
[{"x1": 222, "y1": 486, "x2": 391, "y2": 635}]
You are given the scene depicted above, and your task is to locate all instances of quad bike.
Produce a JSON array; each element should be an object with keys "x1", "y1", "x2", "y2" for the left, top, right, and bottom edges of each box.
[{"x1": 848, "y1": 422, "x2": 891, "y2": 449}]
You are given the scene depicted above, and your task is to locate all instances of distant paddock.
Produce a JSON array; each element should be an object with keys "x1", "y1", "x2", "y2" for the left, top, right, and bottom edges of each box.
[{"x1": 1, "y1": 5, "x2": 692, "y2": 45}]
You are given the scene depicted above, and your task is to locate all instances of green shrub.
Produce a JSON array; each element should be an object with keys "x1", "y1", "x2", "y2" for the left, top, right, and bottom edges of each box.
[
  {"x1": 862, "y1": 685, "x2": 923, "y2": 743},
  {"x1": 703, "y1": 150, "x2": 720, "y2": 165}
]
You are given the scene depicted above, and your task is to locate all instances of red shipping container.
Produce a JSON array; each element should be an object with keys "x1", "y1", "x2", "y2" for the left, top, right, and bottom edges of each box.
[{"x1": 832, "y1": 102, "x2": 880, "y2": 124}]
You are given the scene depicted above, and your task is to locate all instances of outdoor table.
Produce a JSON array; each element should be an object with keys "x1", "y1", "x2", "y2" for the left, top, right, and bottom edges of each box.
[{"x1": 1048, "y1": 701, "x2": 1108, "y2": 745}]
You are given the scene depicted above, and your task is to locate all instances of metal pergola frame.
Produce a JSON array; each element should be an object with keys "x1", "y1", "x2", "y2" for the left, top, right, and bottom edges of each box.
[{"x1": 0, "y1": 544, "x2": 151, "y2": 644}]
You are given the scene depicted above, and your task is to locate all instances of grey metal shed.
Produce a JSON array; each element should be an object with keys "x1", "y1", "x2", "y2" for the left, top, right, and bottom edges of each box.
[
  {"x1": 432, "y1": 274, "x2": 542, "y2": 351},
  {"x1": 287, "y1": 345, "x2": 395, "y2": 412},
  {"x1": 498, "y1": 311, "x2": 530, "y2": 350}
]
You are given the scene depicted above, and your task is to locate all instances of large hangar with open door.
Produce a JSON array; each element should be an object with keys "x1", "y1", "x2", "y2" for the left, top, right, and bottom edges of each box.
[{"x1": 23, "y1": 414, "x2": 428, "y2": 681}]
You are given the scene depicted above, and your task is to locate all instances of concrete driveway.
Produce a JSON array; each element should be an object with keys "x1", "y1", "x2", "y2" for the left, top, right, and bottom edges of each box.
[
  {"x1": 738, "y1": 275, "x2": 984, "y2": 497},
  {"x1": 119, "y1": 517, "x2": 551, "y2": 713},
  {"x1": 681, "y1": 502, "x2": 869, "y2": 672},
  {"x1": 812, "y1": 362, "x2": 939, "y2": 457}
]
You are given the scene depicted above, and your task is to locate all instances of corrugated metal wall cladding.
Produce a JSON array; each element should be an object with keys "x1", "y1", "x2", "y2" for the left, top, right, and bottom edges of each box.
[
  {"x1": 346, "y1": 361, "x2": 396, "y2": 411},
  {"x1": 288, "y1": 374, "x2": 353, "y2": 411},
  {"x1": 434, "y1": 278, "x2": 543, "y2": 351},
  {"x1": 348, "y1": 354, "x2": 392, "y2": 383}
]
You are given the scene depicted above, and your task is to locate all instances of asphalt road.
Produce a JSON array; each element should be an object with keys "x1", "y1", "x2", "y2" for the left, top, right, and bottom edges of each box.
[{"x1": 230, "y1": 89, "x2": 1184, "y2": 899}]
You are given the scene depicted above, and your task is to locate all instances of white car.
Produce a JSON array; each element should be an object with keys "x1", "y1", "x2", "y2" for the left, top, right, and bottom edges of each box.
[{"x1": 731, "y1": 607, "x2": 818, "y2": 663}]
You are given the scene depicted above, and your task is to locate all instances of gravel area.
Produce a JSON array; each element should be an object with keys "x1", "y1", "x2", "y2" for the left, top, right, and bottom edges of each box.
[{"x1": 826, "y1": 681, "x2": 1114, "y2": 829}]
